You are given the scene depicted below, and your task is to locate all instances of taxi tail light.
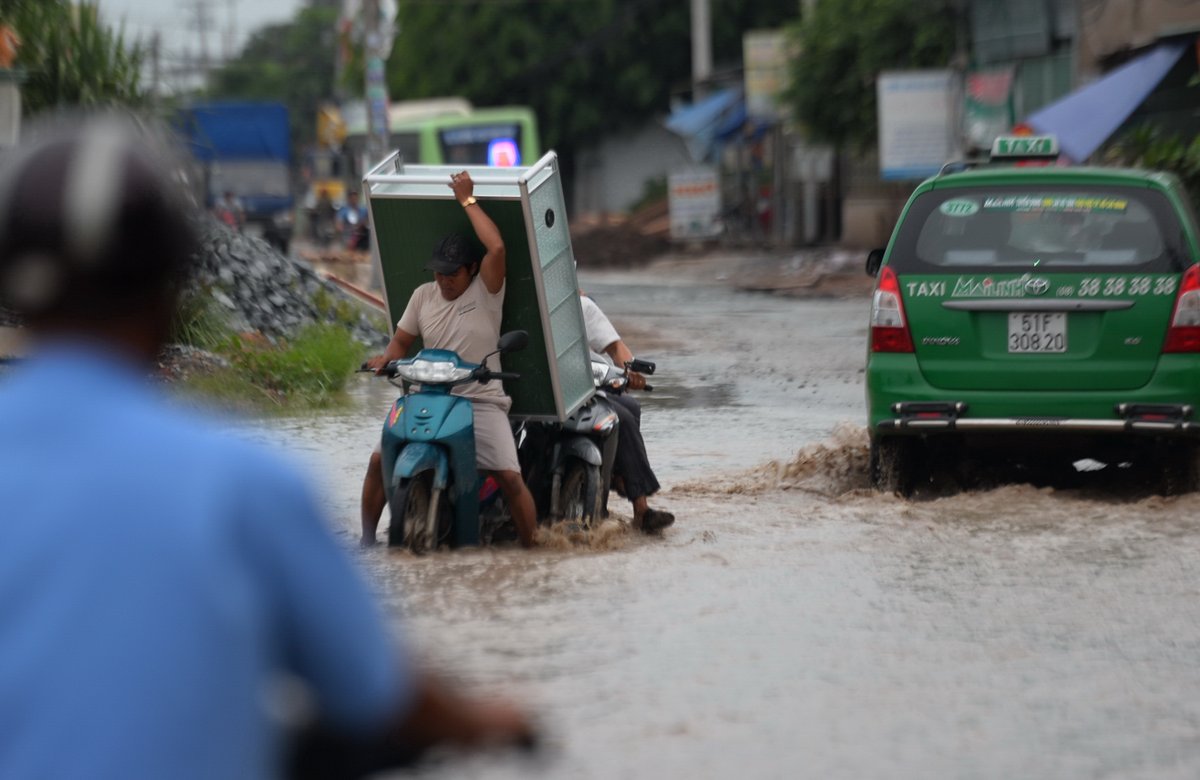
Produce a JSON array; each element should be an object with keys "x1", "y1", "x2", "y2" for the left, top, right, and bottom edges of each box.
[
  {"x1": 1163, "y1": 266, "x2": 1200, "y2": 353},
  {"x1": 870, "y1": 266, "x2": 914, "y2": 353}
]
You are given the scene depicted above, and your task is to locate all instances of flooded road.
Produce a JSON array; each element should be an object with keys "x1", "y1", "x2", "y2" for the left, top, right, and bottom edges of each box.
[{"x1": 257, "y1": 258, "x2": 1200, "y2": 779}]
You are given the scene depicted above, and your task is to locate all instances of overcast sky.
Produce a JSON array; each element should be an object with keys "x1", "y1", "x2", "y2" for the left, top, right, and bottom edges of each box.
[{"x1": 97, "y1": 0, "x2": 307, "y2": 86}]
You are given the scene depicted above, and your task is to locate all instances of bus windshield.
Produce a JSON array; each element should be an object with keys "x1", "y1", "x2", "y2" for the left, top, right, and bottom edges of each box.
[
  {"x1": 339, "y1": 102, "x2": 540, "y2": 173},
  {"x1": 438, "y1": 123, "x2": 524, "y2": 166}
]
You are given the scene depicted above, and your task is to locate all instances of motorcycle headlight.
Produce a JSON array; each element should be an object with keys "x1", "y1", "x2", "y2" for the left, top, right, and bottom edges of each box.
[{"x1": 395, "y1": 360, "x2": 474, "y2": 384}]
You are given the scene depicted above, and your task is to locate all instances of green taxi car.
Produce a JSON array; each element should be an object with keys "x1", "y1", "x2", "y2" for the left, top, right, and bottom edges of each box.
[{"x1": 865, "y1": 138, "x2": 1200, "y2": 495}]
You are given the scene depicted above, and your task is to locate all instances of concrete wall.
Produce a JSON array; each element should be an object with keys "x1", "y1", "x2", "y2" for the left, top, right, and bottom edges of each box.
[
  {"x1": 1080, "y1": 1, "x2": 1200, "y2": 74},
  {"x1": 841, "y1": 196, "x2": 906, "y2": 250},
  {"x1": 572, "y1": 121, "x2": 695, "y2": 215}
]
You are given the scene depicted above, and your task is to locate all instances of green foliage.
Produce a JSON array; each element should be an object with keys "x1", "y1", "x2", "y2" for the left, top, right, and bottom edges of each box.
[
  {"x1": 383, "y1": 0, "x2": 798, "y2": 167},
  {"x1": 176, "y1": 322, "x2": 364, "y2": 412},
  {"x1": 311, "y1": 285, "x2": 360, "y2": 327},
  {"x1": 1, "y1": 0, "x2": 146, "y2": 114},
  {"x1": 205, "y1": 5, "x2": 341, "y2": 150},
  {"x1": 784, "y1": 0, "x2": 957, "y2": 150},
  {"x1": 1104, "y1": 124, "x2": 1200, "y2": 207},
  {"x1": 171, "y1": 288, "x2": 231, "y2": 350},
  {"x1": 218, "y1": 323, "x2": 363, "y2": 408},
  {"x1": 627, "y1": 175, "x2": 668, "y2": 214}
]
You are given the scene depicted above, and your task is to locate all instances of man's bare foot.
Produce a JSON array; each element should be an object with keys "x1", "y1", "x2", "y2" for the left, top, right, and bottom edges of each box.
[{"x1": 360, "y1": 534, "x2": 377, "y2": 547}]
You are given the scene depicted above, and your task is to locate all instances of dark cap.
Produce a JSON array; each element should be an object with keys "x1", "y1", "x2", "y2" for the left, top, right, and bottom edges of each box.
[
  {"x1": 0, "y1": 112, "x2": 197, "y2": 320},
  {"x1": 425, "y1": 234, "x2": 479, "y2": 275}
]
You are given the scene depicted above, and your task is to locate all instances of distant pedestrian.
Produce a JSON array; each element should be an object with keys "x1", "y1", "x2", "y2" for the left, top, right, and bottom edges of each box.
[
  {"x1": 214, "y1": 188, "x2": 245, "y2": 231},
  {"x1": 0, "y1": 112, "x2": 535, "y2": 780},
  {"x1": 336, "y1": 188, "x2": 369, "y2": 250}
]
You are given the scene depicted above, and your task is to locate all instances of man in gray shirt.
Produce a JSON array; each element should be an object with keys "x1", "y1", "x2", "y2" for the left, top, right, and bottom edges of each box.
[{"x1": 362, "y1": 171, "x2": 538, "y2": 548}]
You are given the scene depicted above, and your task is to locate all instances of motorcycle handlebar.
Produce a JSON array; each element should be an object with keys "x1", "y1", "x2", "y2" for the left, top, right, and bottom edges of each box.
[{"x1": 627, "y1": 357, "x2": 656, "y2": 375}]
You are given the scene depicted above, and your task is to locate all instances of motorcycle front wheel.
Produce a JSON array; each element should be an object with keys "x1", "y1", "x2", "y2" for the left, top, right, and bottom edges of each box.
[
  {"x1": 388, "y1": 472, "x2": 447, "y2": 553},
  {"x1": 560, "y1": 460, "x2": 603, "y2": 527}
]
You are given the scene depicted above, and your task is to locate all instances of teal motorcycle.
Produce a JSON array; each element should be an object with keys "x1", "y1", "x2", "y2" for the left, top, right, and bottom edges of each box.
[{"x1": 377, "y1": 330, "x2": 528, "y2": 553}]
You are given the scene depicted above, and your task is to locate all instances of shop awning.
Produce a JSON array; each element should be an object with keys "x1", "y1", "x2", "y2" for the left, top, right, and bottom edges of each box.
[
  {"x1": 664, "y1": 88, "x2": 743, "y2": 161},
  {"x1": 1024, "y1": 41, "x2": 1186, "y2": 162}
]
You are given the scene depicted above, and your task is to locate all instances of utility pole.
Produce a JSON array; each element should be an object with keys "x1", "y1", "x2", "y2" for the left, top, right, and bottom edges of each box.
[
  {"x1": 185, "y1": 0, "x2": 214, "y2": 78},
  {"x1": 362, "y1": 0, "x2": 391, "y2": 171},
  {"x1": 150, "y1": 32, "x2": 161, "y2": 109},
  {"x1": 361, "y1": 0, "x2": 394, "y2": 290},
  {"x1": 223, "y1": 0, "x2": 238, "y2": 62},
  {"x1": 690, "y1": 0, "x2": 712, "y2": 100}
]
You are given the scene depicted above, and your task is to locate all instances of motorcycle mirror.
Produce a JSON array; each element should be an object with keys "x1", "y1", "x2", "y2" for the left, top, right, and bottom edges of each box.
[
  {"x1": 865, "y1": 248, "x2": 885, "y2": 278},
  {"x1": 497, "y1": 330, "x2": 529, "y2": 354}
]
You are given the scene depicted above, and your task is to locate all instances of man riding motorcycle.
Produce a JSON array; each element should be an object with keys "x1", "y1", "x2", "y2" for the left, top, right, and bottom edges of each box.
[
  {"x1": 360, "y1": 171, "x2": 538, "y2": 548},
  {"x1": 579, "y1": 293, "x2": 675, "y2": 533}
]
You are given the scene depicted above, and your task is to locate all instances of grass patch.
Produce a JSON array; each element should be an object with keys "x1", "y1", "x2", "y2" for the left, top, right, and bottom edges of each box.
[
  {"x1": 175, "y1": 322, "x2": 365, "y2": 413},
  {"x1": 172, "y1": 287, "x2": 229, "y2": 350},
  {"x1": 627, "y1": 175, "x2": 667, "y2": 214}
]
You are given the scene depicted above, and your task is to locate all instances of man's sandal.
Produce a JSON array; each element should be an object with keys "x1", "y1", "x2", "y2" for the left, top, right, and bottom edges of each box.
[{"x1": 638, "y1": 508, "x2": 675, "y2": 533}]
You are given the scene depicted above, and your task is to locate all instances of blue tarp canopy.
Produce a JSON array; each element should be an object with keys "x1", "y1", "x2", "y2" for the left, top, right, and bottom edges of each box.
[
  {"x1": 664, "y1": 88, "x2": 743, "y2": 161},
  {"x1": 178, "y1": 102, "x2": 290, "y2": 162},
  {"x1": 1025, "y1": 42, "x2": 1186, "y2": 163}
]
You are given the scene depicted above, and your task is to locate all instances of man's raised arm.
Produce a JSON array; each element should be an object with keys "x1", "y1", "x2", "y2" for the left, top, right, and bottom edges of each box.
[{"x1": 449, "y1": 171, "x2": 506, "y2": 294}]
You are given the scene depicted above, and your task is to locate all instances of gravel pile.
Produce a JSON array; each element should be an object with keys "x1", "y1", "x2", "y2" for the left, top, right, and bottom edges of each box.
[{"x1": 191, "y1": 219, "x2": 388, "y2": 347}]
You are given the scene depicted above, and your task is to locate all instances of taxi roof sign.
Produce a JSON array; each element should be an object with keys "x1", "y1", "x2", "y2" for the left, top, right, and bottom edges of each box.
[{"x1": 991, "y1": 134, "x2": 1059, "y2": 159}]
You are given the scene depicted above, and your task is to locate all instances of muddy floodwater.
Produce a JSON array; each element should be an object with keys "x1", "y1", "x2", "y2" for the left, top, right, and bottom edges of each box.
[{"x1": 254, "y1": 257, "x2": 1200, "y2": 779}]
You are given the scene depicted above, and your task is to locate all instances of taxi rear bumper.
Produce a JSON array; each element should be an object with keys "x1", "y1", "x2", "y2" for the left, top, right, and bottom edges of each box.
[
  {"x1": 867, "y1": 353, "x2": 1200, "y2": 437},
  {"x1": 878, "y1": 413, "x2": 1200, "y2": 436}
]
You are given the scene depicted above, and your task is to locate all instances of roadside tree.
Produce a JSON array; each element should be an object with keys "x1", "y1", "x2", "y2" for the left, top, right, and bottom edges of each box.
[
  {"x1": 783, "y1": 0, "x2": 957, "y2": 150},
  {"x1": 0, "y1": 0, "x2": 145, "y2": 114},
  {"x1": 382, "y1": 0, "x2": 799, "y2": 170},
  {"x1": 206, "y1": 5, "x2": 341, "y2": 151},
  {"x1": 1105, "y1": 124, "x2": 1200, "y2": 207}
]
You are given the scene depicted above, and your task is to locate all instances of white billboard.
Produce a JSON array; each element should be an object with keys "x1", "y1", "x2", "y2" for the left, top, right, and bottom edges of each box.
[
  {"x1": 743, "y1": 30, "x2": 788, "y2": 121},
  {"x1": 877, "y1": 70, "x2": 960, "y2": 180},
  {"x1": 668, "y1": 167, "x2": 722, "y2": 241}
]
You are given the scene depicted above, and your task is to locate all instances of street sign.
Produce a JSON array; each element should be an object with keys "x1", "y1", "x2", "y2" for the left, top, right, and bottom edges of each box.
[
  {"x1": 877, "y1": 70, "x2": 960, "y2": 180},
  {"x1": 668, "y1": 167, "x2": 722, "y2": 241},
  {"x1": 990, "y1": 134, "x2": 1060, "y2": 158}
]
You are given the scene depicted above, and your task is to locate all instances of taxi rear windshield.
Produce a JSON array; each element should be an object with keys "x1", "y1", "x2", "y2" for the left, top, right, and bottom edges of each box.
[{"x1": 890, "y1": 185, "x2": 1190, "y2": 274}]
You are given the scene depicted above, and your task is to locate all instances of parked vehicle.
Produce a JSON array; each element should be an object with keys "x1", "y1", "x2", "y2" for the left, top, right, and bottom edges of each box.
[
  {"x1": 865, "y1": 134, "x2": 1200, "y2": 495},
  {"x1": 375, "y1": 331, "x2": 527, "y2": 552},
  {"x1": 520, "y1": 356, "x2": 656, "y2": 526},
  {"x1": 176, "y1": 101, "x2": 295, "y2": 253}
]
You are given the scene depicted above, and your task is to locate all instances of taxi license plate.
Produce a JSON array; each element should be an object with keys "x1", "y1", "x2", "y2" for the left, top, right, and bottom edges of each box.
[{"x1": 1008, "y1": 312, "x2": 1066, "y2": 353}]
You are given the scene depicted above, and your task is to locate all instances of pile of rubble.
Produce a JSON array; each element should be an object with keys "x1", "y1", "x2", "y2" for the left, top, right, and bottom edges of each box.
[
  {"x1": 191, "y1": 220, "x2": 388, "y2": 347},
  {"x1": 570, "y1": 199, "x2": 670, "y2": 268}
]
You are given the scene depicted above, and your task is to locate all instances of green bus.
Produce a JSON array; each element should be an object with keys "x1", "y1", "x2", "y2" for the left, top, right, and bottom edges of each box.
[{"x1": 341, "y1": 101, "x2": 541, "y2": 175}]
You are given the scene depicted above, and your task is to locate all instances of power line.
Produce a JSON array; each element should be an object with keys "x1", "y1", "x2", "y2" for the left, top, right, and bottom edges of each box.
[
  {"x1": 183, "y1": 0, "x2": 214, "y2": 73},
  {"x1": 223, "y1": 0, "x2": 238, "y2": 62}
]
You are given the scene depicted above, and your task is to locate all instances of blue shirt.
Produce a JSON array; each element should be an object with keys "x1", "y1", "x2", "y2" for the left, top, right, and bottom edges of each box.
[{"x1": 0, "y1": 343, "x2": 410, "y2": 779}]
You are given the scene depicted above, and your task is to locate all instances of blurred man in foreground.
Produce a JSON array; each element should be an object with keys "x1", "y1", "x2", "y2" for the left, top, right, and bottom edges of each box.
[{"x1": 0, "y1": 114, "x2": 533, "y2": 779}]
